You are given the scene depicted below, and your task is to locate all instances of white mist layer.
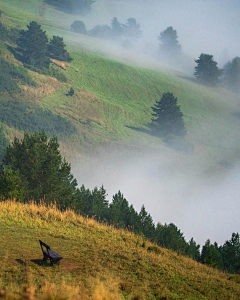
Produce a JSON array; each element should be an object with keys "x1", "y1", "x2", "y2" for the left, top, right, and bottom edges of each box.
[
  {"x1": 62, "y1": 0, "x2": 240, "y2": 70},
  {"x1": 73, "y1": 147, "x2": 240, "y2": 246}
]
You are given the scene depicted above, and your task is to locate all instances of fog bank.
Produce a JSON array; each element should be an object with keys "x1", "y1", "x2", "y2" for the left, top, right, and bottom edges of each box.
[{"x1": 72, "y1": 144, "x2": 240, "y2": 247}]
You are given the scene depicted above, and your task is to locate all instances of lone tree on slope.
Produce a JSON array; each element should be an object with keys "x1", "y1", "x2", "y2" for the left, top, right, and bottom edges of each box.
[
  {"x1": 149, "y1": 92, "x2": 186, "y2": 138},
  {"x1": 71, "y1": 20, "x2": 87, "y2": 35},
  {"x1": 158, "y1": 26, "x2": 181, "y2": 56},
  {"x1": 194, "y1": 53, "x2": 223, "y2": 85}
]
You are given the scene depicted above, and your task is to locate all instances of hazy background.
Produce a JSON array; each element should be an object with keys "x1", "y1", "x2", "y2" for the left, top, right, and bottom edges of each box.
[
  {"x1": 68, "y1": 0, "x2": 240, "y2": 247},
  {"x1": 64, "y1": 0, "x2": 240, "y2": 71}
]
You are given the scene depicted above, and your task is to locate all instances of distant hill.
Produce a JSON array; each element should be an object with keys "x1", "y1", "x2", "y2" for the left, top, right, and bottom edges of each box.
[{"x1": 0, "y1": 0, "x2": 240, "y2": 169}]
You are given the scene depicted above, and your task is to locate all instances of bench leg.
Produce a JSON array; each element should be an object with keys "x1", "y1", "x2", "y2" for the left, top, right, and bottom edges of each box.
[{"x1": 43, "y1": 253, "x2": 48, "y2": 261}]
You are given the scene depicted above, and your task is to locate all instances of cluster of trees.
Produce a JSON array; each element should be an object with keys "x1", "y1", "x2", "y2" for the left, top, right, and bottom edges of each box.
[
  {"x1": 71, "y1": 17, "x2": 142, "y2": 39},
  {"x1": 0, "y1": 131, "x2": 239, "y2": 274},
  {"x1": 158, "y1": 26, "x2": 239, "y2": 89},
  {"x1": 194, "y1": 54, "x2": 240, "y2": 88},
  {"x1": 17, "y1": 21, "x2": 72, "y2": 70},
  {"x1": 0, "y1": 131, "x2": 81, "y2": 204},
  {"x1": 45, "y1": 0, "x2": 95, "y2": 14},
  {"x1": 0, "y1": 99, "x2": 77, "y2": 140}
]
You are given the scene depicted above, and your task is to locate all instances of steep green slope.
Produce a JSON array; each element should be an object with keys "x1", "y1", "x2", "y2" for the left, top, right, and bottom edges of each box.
[
  {"x1": 0, "y1": 0, "x2": 240, "y2": 168},
  {"x1": 1, "y1": 200, "x2": 240, "y2": 300}
]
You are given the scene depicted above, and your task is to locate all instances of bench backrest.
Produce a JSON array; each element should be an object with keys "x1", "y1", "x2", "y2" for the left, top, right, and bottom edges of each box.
[{"x1": 39, "y1": 240, "x2": 50, "y2": 251}]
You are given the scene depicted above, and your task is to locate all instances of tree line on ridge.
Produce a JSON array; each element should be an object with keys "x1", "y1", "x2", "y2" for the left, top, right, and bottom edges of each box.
[{"x1": 0, "y1": 131, "x2": 239, "y2": 274}]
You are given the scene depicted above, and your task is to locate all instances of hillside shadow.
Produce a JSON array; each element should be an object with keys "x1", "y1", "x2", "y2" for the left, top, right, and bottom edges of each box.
[
  {"x1": 125, "y1": 125, "x2": 160, "y2": 138},
  {"x1": 6, "y1": 44, "x2": 23, "y2": 62},
  {"x1": 31, "y1": 259, "x2": 52, "y2": 267},
  {"x1": 176, "y1": 74, "x2": 198, "y2": 84},
  {"x1": 15, "y1": 258, "x2": 52, "y2": 267},
  {"x1": 125, "y1": 125, "x2": 194, "y2": 153}
]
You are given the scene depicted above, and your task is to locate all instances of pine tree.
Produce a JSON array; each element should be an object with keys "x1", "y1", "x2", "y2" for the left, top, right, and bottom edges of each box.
[
  {"x1": 47, "y1": 36, "x2": 72, "y2": 62},
  {"x1": 149, "y1": 92, "x2": 186, "y2": 138},
  {"x1": 223, "y1": 57, "x2": 240, "y2": 92},
  {"x1": 201, "y1": 240, "x2": 223, "y2": 269},
  {"x1": 122, "y1": 18, "x2": 142, "y2": 38},
  {"x1": 158, "y1": 26, "x2": 181, "y2": 56},
  {"x1": 109, "y1": 191, "x2": 130, "y2": 227},
  {"x1": 139, "y1": 205, "x2": 155, "y2": 241},
  {"x1": 220, "y1": 233, "x2": 240, "y2": 273},
  {"x1": 17, "y1": 21, "x2": 49, "y2": 68},
  {"x1": 156, "y1": 223, "x2": 187, "y2": 254},
  {"x1": 111, "y1": 17, "x2": 122, "y2": 37},
  {"x1": 194, "y1": 53, "x2": 223, "y2": 85}
]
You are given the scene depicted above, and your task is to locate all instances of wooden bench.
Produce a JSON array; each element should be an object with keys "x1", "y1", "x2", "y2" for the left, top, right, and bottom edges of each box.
[{"x1": 39, "y1": 240, "x2": 62, "y2": 265}]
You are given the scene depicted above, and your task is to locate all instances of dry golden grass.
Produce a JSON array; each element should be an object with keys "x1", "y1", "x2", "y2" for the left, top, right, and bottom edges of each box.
[{"x1": 0, "y1": 200, "x2": 240, "y2": 299}]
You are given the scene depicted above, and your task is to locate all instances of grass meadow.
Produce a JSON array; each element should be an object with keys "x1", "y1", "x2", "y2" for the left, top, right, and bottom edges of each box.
[
  {"x1": 1, "y1": 0, "x2": 240, "y2": 166},
  {"x1": 1, "y1": 200, "x2": 240, "y2": 299}
]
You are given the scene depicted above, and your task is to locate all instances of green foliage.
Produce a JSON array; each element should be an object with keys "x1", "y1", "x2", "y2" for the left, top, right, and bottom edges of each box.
[
  {"x1": 17, "y1": 21, "x2": 49, "y2": 68},
  {"x1": 156, "y1": 222, "x2": 190, "y2": 255},
  {"x1": 220, "y1": 233, "x2": 240, "y2": 274},
  {"x1": 47, "y1": 36, "x2": 72, "y2": 62},
  {"x1": 70, "y1": 20, "x2": 87, "y2": 35},
  {"x1": 0, "y1": 57, "x2": 36, "y2": 95},
  {"x1": 0, "y1": 99, "x2": 77, "y2": 139},
  {"x1": 223, "y1": 57, "x2": 240, "y2": 92},
  {"x1": 158, "y1": 26, "x2": 181, "y2": 56},
  {"x1": 0, "y1": 167, "x2": 24, "y2": 201},
  {"x1": 201, "y1": 239, "x2": 223, "y2": 269},
  {"x1": 149, "y1": 92, "x2": 186, "y2": 138},
  {"x1": 194, "y1": 53, "x2": 223, "y2": 85},
  {"x1": 139, "y1": 205, "x2": 155, "y2": 241},
  {"x1": 0, "y1": 126, "x2": 9, "y2": 161},
  {"x1": 186, "y1": 237, "x2": 201, "y2": 261},
  {"x1": 45, "y1": 0, "x2": 95, "y2": 14},
  {"x1": 2, "y1": 131, "x2": 82, "y2": 207}
]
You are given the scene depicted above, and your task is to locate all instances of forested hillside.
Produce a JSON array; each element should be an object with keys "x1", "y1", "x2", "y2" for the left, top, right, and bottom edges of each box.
[{"x1": 1, "y1": 1, "x2": 240, "y2": 297}]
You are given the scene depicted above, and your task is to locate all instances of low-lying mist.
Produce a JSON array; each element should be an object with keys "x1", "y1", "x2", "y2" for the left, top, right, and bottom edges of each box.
[
  {"x1": 72, "y1": 141, "x2": 240, "y2": 247},
  {"x1": 58, "y1": 0, "x2": 240, "y2": 73}
]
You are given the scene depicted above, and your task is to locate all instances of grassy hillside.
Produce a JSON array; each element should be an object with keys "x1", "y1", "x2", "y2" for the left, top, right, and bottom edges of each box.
[
  {"x1": 1, "y1": 200, "x2": 240, "y2": 299},
  {"x1": 0, "y1": 0, "x2": 240, "y2": 167}
]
